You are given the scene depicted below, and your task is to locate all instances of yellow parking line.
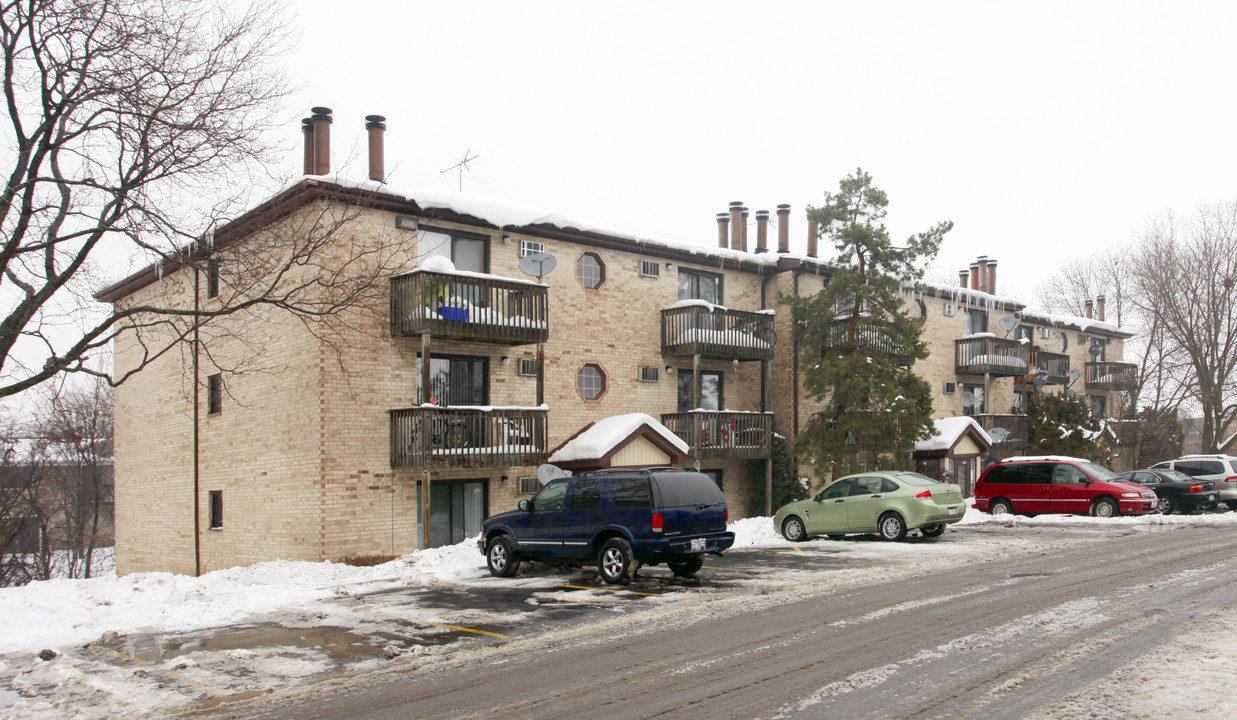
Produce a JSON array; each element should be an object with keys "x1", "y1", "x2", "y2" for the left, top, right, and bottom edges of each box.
[
  {"x1": 420, "y1": 621, "x2": 509, "y2": 639},
  {"x1": 760, "y1": 546, "x2": 802, "y2": 552},
  {"x1": 558, "y1": 584, "x2": 662, "y2": 597}
]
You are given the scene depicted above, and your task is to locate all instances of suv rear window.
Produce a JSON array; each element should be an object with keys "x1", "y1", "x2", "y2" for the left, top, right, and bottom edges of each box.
[
  {"x1": 610, "y1": 477, "x2": 653, "y2": 508},
  {"x1": 1177, "y1": 460, "x2": 1224, "y2": 476},
  {"x1": 652, "y1": 472, "x2": 726, "y2": 507}
]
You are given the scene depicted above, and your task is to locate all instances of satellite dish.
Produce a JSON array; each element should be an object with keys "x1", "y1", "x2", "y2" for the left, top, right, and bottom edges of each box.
[
  {"x1": 1068, "y1": 369, "x2": 1082, "y2": 380},
  {"x1": 536, "y1": 463, "x2": 571, "y2": 487},
  {"x1": 988, "y1": 427, "x2": 1011, "y2": 444},
  {"x1": 960, "y1": 391, "x2": 974, "y2": 408},
  {"x1": 1033, "y1": 371, "x2": 1049, "y2": 387},
  {"x1": 518, "y1": 252, "x2": 557, "y2": 281},
  {"x1": 998, "y1": 316, "x2": 1019, "y2": 332}
]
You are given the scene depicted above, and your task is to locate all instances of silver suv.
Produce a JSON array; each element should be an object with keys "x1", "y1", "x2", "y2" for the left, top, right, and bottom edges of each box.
[{"x1": 1150, "y1": 455, "x2": 1237, "y2": 509}]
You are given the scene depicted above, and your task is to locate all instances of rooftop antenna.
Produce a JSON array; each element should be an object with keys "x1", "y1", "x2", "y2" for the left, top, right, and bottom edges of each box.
[{"x1": 441, "y1": 149, "x2": 479, "y2": 191}]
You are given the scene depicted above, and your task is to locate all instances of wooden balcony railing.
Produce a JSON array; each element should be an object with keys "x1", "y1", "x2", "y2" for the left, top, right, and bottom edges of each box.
[
  {"x1": 955, "y1": 336, "x2": 1030, "y2": 377},
  {"x1": 822, "y1": 320, "x2": 912, "y2": 363},
  {"x1": 390, "y1": 270, "x2": 548, "y2": 346},
  {"x1": 1085, "y1": 361, "x2": 1137, "y2": 391},
  {"x1": 661, "y1": 304, "x2": 775, "y2": 361},
  {"x1": 390, "y1": 406, "x2": 548, "y2": 469},
  {"x1": 1029, "y1": 350, "x2": 1071, "y2": 385},
  {"x1": 972, "y1": 413, "x2": 1028, "y2": 448},
  {"x1": 660, "y1": 411, "x2": 773, "y2": 459}
]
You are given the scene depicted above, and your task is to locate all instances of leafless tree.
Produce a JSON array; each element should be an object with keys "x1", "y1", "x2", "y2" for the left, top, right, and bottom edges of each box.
[
  {"x1": 1035, "y1": 245, "x2": 1131, "y2": 327},
  {"x1": 0, "y1": 417, "x2": 47, "y2": 586},
  {"x1": 1127, "y1": 204, "x2": 1237, "y2": 453},
  {"x1": 0, "y1": 0, "x2": 402, "y2": 401}
]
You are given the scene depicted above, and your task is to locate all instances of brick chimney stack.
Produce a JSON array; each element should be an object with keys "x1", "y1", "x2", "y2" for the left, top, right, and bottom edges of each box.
[
  {"x1": 717, "y1": 213, "x2": 729, "y2": 249},
  {"x1": 755, "y1": 210, "x2": 769, "y2": 253},
  {"x1": 987, "y1": 258, "x2": 997, "y2": 294},
  {"x1": 729, "y1": 202, "x2": 743, "y2": 251},
  {"x1": 776, "y1": 204, "x2": 790, "y2": 253},
  {"x1": 1096, "y1": 295, "x2": 1106, "y2": 322},
  {"x1": 310, "y1": 106, "x2": 333, "y2": 176},
  {"x1": 976, "y1": 256, "x2": 989, "y2": 294},
  {"x1": 959, "y1": 269, "x2": 969, "y2": 288},
  {"x1": 969, "y1": 263, "x2": 979, "y2": 291},
  {"x1": 807, "y1": 218, "x2": 819, "y2": 258},
  {"x1": 1085, "y1": 299, "x2": 1094, "y2": 319},
  {"x1": 740, "y1": 207, "x2": 749, "y2": 252},
  {"x1": 301, "y1": 118, "x2": 314, "y2": 175},
  {"x1": 365, "y1": 114, "x2": 386, "y2": 183}
]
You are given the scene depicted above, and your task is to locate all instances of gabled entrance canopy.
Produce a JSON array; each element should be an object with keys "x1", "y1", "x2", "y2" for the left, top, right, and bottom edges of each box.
[{"x1": 548, "y1": 413, "x2": 690, "y2": 472}]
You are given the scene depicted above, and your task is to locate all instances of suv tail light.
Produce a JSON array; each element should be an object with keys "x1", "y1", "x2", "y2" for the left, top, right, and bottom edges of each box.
[
  {"x1": 915, "y1": 490, "x2": 932, "y2": 499},
  {"x1": 1226, "y1": 476, "x2": 1237, "y2": 484},
  {"x1": 652, "y1": 512, "x2": 664, "y2": 532},
  {"x1": 725, "y1": 507, "x2": 729, "y2": 523}
]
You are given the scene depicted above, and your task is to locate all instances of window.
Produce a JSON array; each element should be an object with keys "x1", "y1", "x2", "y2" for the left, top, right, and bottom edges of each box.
[
  {"x1": 518, "y1": 358, "x2": 538, "y2": 377},
  {"x1": 577, "y1": 364, "x2": 606, "y2": 400},
  {"x1": 418, "y1": 228, "x2": 488, "y2": 273},
  {"x1": 639, "y1": 260, "x2": 661, "y2": 278},
  {"x1": 962, "y1": 383, "x2": 985, "y2": 415},
  {"x1": 850, "y1": 476, "x2": 885, "y2": 495},
  {"x1": 576, "y1": 252, "x2": 605, "y2": 289},
  {"x1": 638, "y1": 366, "x2": 659, "y2": 383},
  {"x1": 1089, "y1": 339, "x2": 1107, "y2": 362},
  {"x1": 1015, "y1": 325, "x2": 1034, "y2": 342},
  {"x1": 207, "y1": 373, "x2": 222, "y2": 415},
  {"x1": 1053, "y1": 464, "x2": 1088, "y2": 485},
  {"x1": 532, "y1": 479, "x2": 567, "y2": 512},
  {"x1": 964, "y1": 309, "x2": 988, "y2": 335},
  {"x1": 818, "y1": 479, "x2": 853, "y2": 500},
  {"x1": 517, "y1": 476, "x2": 539, "y2": 495},
  {"x1": 519, "y1": 239, "x2": 544, "y2": 257},
  {"x1": 209, "y1": 490, "x2": 223, "y2": 529},
  {"x1": 206, "y1": 258, "x2": 221, "y2": 299},
  {"x1": 0, "y1": 517, "x2": 42, "y2": 553},
  {"x1": 570, "y1": 478, "x2": 602, "y2": 510},
  {"x1": 677, "y1": 269, "x2": 722, "y2": 304},
  {"x1": 416, "y1": 356, "x2": 488, "y2": 405},
  {"x1": 677, "y1": 370, "x2": 722, "y2": 412},
  {"x1": 701, "y1": 469, "x2": 723, "y2": 490},
  {"x1": 1089, "y1": 394, "x2": 1107, "y2": 417},
  {"x1": 610, "y1": 477, "x2": 652, "y2": 508},
  {"x1": 1012, "y1": 390, "x2": 1031, "y2": 413}
]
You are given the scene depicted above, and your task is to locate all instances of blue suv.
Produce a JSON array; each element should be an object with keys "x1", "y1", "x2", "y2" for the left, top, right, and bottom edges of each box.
[{"x1": 478, "y1": 468, "x2": 735, "y2": 584}]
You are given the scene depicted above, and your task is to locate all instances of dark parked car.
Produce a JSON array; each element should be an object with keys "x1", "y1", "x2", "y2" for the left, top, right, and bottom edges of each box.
[
  {"x1": 479, "y1": 468, "x2": 735, "y2": 584},
  {"x1": 1115, "y1": 469, "x2": 1219, "y2": 515},
  {"x1": 1149, "y1": 455, "x2": 1237, "y2": 510}
]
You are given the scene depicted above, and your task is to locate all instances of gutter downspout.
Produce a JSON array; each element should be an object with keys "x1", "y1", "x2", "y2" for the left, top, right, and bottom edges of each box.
[{"x1": 193, "y1": 267, "x2": 202, "y2": 577}]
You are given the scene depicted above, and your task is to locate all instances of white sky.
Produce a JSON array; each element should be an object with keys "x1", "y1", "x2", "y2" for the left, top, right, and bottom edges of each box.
[{"x1": 265, "y1": 0, "x2": 1237, "y2": 307}]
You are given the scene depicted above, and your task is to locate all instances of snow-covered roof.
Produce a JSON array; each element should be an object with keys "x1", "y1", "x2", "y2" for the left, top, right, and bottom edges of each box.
[
  {"x1": 914, "y1": 417, "x2": 993, "y2": 453},
  {"x1": 908, "y1": 280, "x2": 1025, "y2": 311},
  {"x1": 407, "y1": 255, "x2": 545, "y2": 286},
  {"x1": 548, "y1": 413, "x2": 689, "y2": 463},
  {"x1": 1015, "y1": 309, "x2": 1130, "y2": 338}
]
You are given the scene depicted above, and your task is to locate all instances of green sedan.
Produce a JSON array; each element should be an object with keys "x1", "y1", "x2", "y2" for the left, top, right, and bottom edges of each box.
[{"x1": 773, "y1": 472, "x2": 965, "y2": 542}]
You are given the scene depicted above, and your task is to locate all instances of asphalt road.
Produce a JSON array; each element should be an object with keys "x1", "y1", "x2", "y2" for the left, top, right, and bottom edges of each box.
[{"x1": 201, "y1": 525, "x2": 1237, "y2": 720}]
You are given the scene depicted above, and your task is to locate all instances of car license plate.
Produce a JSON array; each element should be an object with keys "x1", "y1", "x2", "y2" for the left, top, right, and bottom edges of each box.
[
  {"x1": 689, "y1": 538, "x2": 706, "y2": 552},
  {"x1": 947, "y1": 506, "x2": 958, "y2": 516}
]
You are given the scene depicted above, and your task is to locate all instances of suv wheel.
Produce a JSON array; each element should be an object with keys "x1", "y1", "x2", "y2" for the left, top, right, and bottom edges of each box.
[
  {"x1": 597, "y1": 538, "x2": 635, "y2": 585},
  {"x1": 486, "y1": 535, "x2": 520, "y2": 578},
  {"x1": 668, "y1": 556, "x2": 704, "y2": 578},
  {"x1": 1091, "y1": 497, "x2": 1119, "y2": 518},
  {"x1": 781, "y1": 516, "x2": 806, "y2": 542},
  {"x1": 878, "y1": 513, "x2": 907, "y2": 542}
]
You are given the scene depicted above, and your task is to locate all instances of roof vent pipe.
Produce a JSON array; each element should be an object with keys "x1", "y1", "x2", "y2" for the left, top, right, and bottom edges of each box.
[
  {"x1": 959, "y1": 269, "x2": 969, "y2": 288},
  {"x1": 301, "y1": 118, "x2": 314, "y2": 175},
  {"x1": 987, "y1": 258, "x2": 998, "y2": 294},
  {"x1": 365, "y1": 114, "x2": 386, "y2": 183},
  {"x1": 976, "y1": 256, "x2": 989, "y2": 294},
  {"x1": 1085, "y1": 299, "x2": 1094, "y2": 319},
  {"x1": 776, "y1": 204, "x2": 790, "y2": 253},
  {"x1": 729, "y1": 202, "x2": 743, "y2": 251},
  {"x1": 1097, "y1": 295, "x2": 1106, "y2": 322},
  {"x1": 717, "y1": 213, "x2": 730, "y2": 249},
  {"x1": 755, "y1": 210, "x2": 769, "y2": 253},
  {"x1": 740, "y1": 207, "x2": 749, "y2": 252},
  {"x1": 807, "y1": 218, "x2": 819, "y2": 258},
  {"x1": 311, "y1": 106, "x2": 333, "y2": 176},
  {"x1": 969, "y1": 263, "x2": 979, "y2": 291}
]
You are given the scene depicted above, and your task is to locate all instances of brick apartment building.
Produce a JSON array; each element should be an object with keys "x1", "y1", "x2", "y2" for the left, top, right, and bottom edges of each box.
[{"x1": 98, "y1": 110, "x2": 1135, "y2": 574}]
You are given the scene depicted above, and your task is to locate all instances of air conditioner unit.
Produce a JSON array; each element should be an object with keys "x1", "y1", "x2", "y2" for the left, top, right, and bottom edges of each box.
[
  {"x1": 638, "y1": 366, "x2": 659, "y2": 383},
  {"x1": 638, "y1": 259, "x2": 660, "y2": 278},
  {"x1": 943, "y1": 303, "x2": 956, "y2": 317},
  {"x1": 943, "y1": 382, "x2": 956, "y2": 394}
]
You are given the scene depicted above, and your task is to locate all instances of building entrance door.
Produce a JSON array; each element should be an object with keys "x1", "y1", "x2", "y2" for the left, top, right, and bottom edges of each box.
[{"x1": 419, "y1": 479, "x2": 486, "y2": 548}]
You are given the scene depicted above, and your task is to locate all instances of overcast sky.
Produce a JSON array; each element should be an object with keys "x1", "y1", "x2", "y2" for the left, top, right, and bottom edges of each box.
[{"x1": 268, "y1": 1, "x2": 1237, "y2": 309}]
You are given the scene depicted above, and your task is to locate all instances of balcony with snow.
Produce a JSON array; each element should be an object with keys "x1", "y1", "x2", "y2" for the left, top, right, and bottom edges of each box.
[
  {"x1": 954, "y1": 334, "x2": 1030, "y2": 377},
  {"x1": 389, "y1": 405, "x2": 548, "y2": 469},
  {"x1": 659, "y1": 410, "x2": 774, "y2": 460},
  {"x1": 1029, "y1": 349, "x2": 1071, "y2": 385},
  {"x1": 971, "y1": 414, "x2": 1028, "y2": 449},
  {"x1": 661, "y1": 300, "x2": 775, "y2": 361},
  {"x1": 1085, "y1": 361, "x2": 1137, "y2": 391},
  {"x1": 821, "y1": 319, "x2": 912, "y2": 363},
  {"x1": 390, "y1": 257, "x2": 549, "y2": 346}
]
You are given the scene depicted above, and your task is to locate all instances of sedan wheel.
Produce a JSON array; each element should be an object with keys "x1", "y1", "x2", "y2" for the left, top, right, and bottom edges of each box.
[
  {"x1": 921, "y1": 523, "x2": 946, "y2": 538},
  {"x1": 878, "y1": 513, "x2": 907, "y2": 542},
  {"x1": 1157, "y1": 496, "x2": 1176, "y2": 515},
  {"x1": 782, "y1": 516, "x2": 806, "y2": 542}
]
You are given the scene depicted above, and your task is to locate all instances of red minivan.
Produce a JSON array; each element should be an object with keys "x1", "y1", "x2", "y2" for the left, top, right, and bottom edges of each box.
[{"x1": 974, "y1": 456, "x2": 1157, "y2": 517}]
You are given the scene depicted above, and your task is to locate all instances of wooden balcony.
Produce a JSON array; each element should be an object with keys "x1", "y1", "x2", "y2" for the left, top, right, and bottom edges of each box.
[
  {"x1": 390, "y1": 406, "x2": 548, "y2": 469},
  {"x1": 973, "y1": 414, "x2": 1028, "y2": 449},
  {"x1": 1028, "y1": 350, "x2": 1071, "y2": 385},
  {"x1": 1085, "y1": 361, "x2": 1137, "y2": 391},
  {"x1": 661, "y1": 304, "x2": 775, "y2": 361},
  {"x1": 955, "y1": 336, "x2": 1030, "y2": 377},
  {"x1": 390, "y1": 270, "x2": 548, "y2": 346},
  {"x1": 660, "y1": 411, "x2": 773, "y2": 459},
  {"x1": 822, "y1": 320, "x2": 912, "y2": 363}
]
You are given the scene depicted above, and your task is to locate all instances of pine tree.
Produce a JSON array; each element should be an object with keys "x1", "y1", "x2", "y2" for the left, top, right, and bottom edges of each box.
[
  {"x1": 791, "y1": 169, "x2": 952, "y2": 474},
  {"x1": 1026, "y1": 391, "x2": 1114, "y2": 462}
]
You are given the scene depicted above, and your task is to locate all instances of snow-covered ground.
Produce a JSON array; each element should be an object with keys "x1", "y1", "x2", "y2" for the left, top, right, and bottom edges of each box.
[{"x1": 3, "y1": 509, "x2": 1237, "y2": 719}]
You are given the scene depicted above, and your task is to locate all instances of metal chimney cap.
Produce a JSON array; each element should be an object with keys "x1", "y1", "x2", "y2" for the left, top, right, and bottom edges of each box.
[
  {"x1": 776, "y1": 204, "x2": 791, "y2": 214},
  {"x1": 716, "y1": 213, "x2": 730, "y2": 221},
  {"x1": 755, "y1": 209, "x2": 770, "y2": 218},
  {"x1": 729, "y1": 201, "x2": 744, "y2": 208},
  {"x1": 365, "y1": 114, "x2": 387, "y2": 129},
  {"x1": 310, "y1": 106, "x2": 333, "y2": 121}
]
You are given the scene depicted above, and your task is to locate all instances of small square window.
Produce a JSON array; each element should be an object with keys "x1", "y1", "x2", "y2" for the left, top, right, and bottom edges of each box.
[
  {"x1": 518, "y1": 358, "x2": 539, "y2": 377},
  {"x1": 209, "y1": 490, "x2": 223, "y2": 529},
  {"x1": 518, "y1": 476, "x2": 539, "y2": 495},
  {"x1": 639, "y1": 260, "x2": 660, "y2": 278},
  {"x1": 208, "y1": 373, "x2": 222, "y2": 415},
  {"x1": 520, "y1": 239, "x2": 545, "y2": 257}
]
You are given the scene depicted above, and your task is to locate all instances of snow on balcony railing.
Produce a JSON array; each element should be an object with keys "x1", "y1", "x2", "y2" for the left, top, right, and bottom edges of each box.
[
  {"x1": 389, "y1": 405, "x2": 548, "y2": 469},
  {"x1": 390, "y1": 267, "x2": 548, "y2": 345},
  {"x1": 660, "y1": 410, "x2": 773, "y2": 459},
  {"x1": 955, "y1": 335, "x2": 1030, "y2": 377},
  {"x1": 661, "y1": 301, "x2": 775, "y2": 361}
]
